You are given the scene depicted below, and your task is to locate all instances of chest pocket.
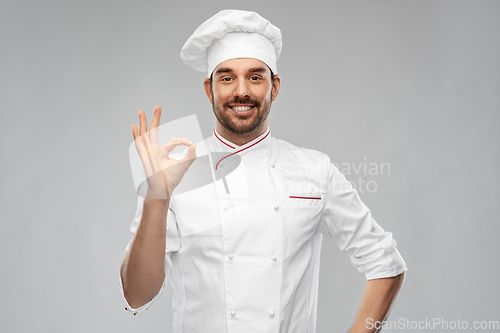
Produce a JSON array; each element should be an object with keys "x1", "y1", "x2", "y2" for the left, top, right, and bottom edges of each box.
[
  {"x1": 282, "y1": 189, "x2": 325, "y2": 242},
  {"x1": 277, "y1": 156, "x2": 327, "y2": 241}
]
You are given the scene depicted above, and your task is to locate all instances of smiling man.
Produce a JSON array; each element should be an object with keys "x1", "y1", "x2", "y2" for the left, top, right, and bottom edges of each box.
[{"x1": 120, "y1": 9, "x2": 407, "y2": 333}]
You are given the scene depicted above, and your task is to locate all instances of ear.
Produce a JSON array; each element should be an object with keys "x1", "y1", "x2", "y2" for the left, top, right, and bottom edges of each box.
[
  {"x1": 271, "y1": 74, "x2": 281, "y2": 101},
  {"x1": 203, "y1": 78, "x2": 213, "y2": 104}
]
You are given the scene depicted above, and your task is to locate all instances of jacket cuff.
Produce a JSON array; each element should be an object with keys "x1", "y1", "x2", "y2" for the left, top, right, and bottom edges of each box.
[
  {"x1": 118, "y1": 270, "x2": 166, "y2": 316},
  {"x1": 362, "y1": 248, "x2": 408, "y2": 280}
]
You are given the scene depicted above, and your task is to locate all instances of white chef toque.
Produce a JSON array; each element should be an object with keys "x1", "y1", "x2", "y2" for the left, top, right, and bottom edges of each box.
[{"x1": 180, "y1": 9, "x2": 282, "y2": 78}]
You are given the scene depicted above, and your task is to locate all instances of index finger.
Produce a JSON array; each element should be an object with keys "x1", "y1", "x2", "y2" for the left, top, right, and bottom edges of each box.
[{"x1": 162, "y1": 137, "x2": 195, "y2": 155}]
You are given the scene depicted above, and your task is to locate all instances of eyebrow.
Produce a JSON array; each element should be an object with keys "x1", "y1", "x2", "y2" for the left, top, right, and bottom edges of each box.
[
  {"x1": 248, "y1": 67, "x2": 268, "y2": 74},
  {"x1": 214, "y1": 67, "x2": 268, "y2": 76},
  {"x1": 214, "y1": 67, "x2": 233, "y2": 76}
]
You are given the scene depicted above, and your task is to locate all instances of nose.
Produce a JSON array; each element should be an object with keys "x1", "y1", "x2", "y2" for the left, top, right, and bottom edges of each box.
[{"x1": 233, "y1": 79, "x2": 249, "y2": 97}]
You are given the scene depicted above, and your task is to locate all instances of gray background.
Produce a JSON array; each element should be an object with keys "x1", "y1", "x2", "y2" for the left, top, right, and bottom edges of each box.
[{"x1": 1, "y1": 0, "x2": 499, "y2": 332}]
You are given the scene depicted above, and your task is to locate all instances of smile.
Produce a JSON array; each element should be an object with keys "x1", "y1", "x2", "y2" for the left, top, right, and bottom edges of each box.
[{"x1": 230, "y1": 105, "x2": 255, "y2": 115}]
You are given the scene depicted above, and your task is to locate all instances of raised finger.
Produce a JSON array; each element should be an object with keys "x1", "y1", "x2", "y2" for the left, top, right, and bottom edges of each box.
[
  {"x1": 139, "y1": 110, "x2": 148, "y2": 136},
  {"x1": 149, "y1": 106, "x2": 161, "y2": 145},
  {"x1": 150, "y1": 106, "x2": 161, "y2": 130},
  {"x1": 131, "y1": 124, "x2": 140, "y2": 141}
]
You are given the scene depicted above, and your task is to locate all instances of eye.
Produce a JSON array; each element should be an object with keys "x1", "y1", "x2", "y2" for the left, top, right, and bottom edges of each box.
[
  {"x1": 250, "y1": 76, "x2": 262, "y2": 81},
  {"x1": 221, "y1": 77, "x2": 233, "y2": 82}
]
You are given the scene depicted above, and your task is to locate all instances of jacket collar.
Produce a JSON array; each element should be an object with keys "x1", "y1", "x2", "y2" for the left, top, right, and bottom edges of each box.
[
  {"x1": 213, "y1": 127, "x2": 271, "y2": 151},
  {"x1": 212, "y1": 128, "x2": 271, "y2": 170}
]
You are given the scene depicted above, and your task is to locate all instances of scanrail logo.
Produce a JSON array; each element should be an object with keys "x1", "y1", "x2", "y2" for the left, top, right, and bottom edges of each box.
[{"x1": 366, "y1": 317, "x2": 500, "y2": 330}]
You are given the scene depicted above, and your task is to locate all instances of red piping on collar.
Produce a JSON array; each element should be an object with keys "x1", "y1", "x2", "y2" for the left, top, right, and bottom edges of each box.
[
  {"x1": 214, "y1": 130, "x2": 235, "y2": 149},
  {"x1": 215, "y1": 131, "x2": 270, "y2": 170}
]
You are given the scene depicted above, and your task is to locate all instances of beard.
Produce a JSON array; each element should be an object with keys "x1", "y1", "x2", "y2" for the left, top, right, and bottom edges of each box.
[{"x1": 212, "y1": 92, "x2": 272, "y2": 136}]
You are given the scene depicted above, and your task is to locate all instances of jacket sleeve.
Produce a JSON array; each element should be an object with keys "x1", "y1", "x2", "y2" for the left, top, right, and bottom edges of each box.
[
  {"x1": 119, "y1": 195, "x2": 181, "y2": 315},
  {"x1": 320, "y1": 162, "x2": 407, "y2": 280}
]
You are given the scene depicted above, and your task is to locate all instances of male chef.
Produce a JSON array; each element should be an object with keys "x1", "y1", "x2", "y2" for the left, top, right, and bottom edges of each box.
[{"x1": 120, "y1": 9, "x2": 407, "y2": 333}]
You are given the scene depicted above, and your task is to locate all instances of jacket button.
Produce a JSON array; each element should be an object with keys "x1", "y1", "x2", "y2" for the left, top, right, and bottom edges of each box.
[
  {"x1": 228, "y1": 254, "x2": 234, "y2": 260},
  {"x1": 223, "y1": 205, "x2": 228, "y2": 211},
  {"x1": 269, "y1": 311, "x2": 275, "y2": 317},
  {"x1": 273, "y1": 205, "x2": 279, "y2": 210},
  {"x1": 271, "y1": 256, "x2": 277, "y2": 261},
  {"x1": 230, "y1": 311, "x2": 236, "y2": 316}
]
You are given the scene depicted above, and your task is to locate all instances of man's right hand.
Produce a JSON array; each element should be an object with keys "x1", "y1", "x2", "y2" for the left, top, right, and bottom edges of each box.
[{"x1": 131, "y1": 106, "x2": 197, "y2": 199}]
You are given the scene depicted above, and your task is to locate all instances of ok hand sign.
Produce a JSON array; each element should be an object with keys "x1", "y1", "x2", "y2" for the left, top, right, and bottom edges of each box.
[{"x1": 131, "y1": 106, "x2": 197, "y2": 199}]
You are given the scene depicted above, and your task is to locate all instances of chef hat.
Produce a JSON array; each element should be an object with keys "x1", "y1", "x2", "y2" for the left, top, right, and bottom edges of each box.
[{"x1": 181, "y1": 9, "x2": 282, "y2": 77}]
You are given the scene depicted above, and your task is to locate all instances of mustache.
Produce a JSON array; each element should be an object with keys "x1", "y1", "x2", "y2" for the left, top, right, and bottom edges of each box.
[{"x1": 223, "y1": 97, "x2": 261, "y2": 108}]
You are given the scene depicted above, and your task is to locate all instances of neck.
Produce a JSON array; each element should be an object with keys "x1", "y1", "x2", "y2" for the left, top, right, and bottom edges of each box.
[{"x1": 215, "y1": 122, "x2": 268, "y2": 146}]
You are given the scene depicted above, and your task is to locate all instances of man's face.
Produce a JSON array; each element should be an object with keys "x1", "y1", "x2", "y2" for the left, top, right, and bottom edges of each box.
[{"x1": 204, "y1": 58, "x2": 280, "y2": 137}]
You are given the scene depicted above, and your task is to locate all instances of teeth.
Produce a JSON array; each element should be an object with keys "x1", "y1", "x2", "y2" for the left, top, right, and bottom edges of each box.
[{"x1": 232, "y1": 106, "x2": 252, "y2": 111}]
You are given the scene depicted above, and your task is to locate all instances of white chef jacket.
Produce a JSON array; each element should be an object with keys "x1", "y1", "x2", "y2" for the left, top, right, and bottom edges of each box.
[{"x1": 119, "y1": 128, "x2": 407, "y2": 333}]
